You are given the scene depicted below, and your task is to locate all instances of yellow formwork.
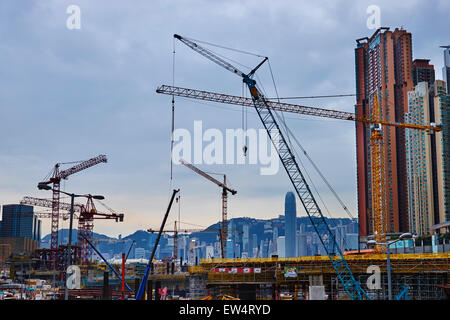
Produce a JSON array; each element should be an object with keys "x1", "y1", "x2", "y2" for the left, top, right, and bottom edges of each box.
[
  {"x1": 200, "y1": 252, "x2": 450, "y2": 265},
  {"x1": 193, "y1": 252, "x2": 450, "y2": 279}
]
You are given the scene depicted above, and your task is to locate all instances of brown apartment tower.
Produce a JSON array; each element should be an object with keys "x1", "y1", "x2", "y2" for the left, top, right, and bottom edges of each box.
[{"x1": 355, "y1": 28, "x2": 414, "y2": 239}]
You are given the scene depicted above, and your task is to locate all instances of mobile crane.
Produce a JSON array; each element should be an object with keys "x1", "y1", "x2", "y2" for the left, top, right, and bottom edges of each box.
[{"x1": 167, "y1": 34, "x2": 376, "y2": 299}]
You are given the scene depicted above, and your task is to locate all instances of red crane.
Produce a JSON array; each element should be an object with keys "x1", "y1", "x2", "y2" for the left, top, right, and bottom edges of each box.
[
  {"x1": 37, "y1": 154, "x2": 107, "y2": 268},
  {"x1": 21, "y1": 195, "x2": 123, "y2": 265}
]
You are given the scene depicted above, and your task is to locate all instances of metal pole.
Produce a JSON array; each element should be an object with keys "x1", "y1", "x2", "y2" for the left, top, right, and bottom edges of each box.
[
  {"x1": 135, "y1": 189, "x2": 179, "y2": 300},
  {"x1": 121, "y1": 253, "x2": 125, "y2": 300},
  {"x1": 64, "y1": 193, "x2": 75, "y2": 301},
  {"x1": 125, "y1": 240, "x2": 135, "y2": 261},
  {"x1": 80, "y1": 233, "x2": 133, "y2": 293},
  {"x1": 387, "y1": 243, "x2": 392, "y2": 300}
]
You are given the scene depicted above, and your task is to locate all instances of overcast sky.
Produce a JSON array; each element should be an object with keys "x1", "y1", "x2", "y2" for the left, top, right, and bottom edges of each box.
[{"x1": 0, "y1": 0, "x2": 449, "y2": 238}]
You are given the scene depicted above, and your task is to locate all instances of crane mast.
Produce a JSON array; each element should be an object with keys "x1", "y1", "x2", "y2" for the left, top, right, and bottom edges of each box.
[
  {"x1": 369, "y1": 93, "x2": 386, "y2": 252},
  {"x1": 172, "y1": 34, "x2": 369, "y2": 299}
]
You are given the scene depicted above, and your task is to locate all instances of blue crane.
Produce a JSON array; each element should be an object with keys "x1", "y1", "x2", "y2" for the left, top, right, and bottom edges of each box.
[{"x1": 173, "y1": 34, "x2": 369, "y2": 300}]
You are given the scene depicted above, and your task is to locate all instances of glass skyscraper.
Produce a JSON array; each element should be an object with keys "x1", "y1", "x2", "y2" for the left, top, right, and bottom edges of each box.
[
  {"x1": 0, "y1": 204, "x2": 40, "y2": 241},
  {"x1": 284, "y1": 192, "x2": 296, "y2": 257}
]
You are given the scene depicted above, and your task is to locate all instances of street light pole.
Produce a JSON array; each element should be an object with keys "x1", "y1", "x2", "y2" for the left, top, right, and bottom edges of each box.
[
  {"x1": 367, "y1": 232, "x2": 412, "y2": 300},
  {"x1": 38, "y1": 183, "x2": 104, "y2": 301},
  {"x1": 386, "y1": 242, "x2": 392, "y2": 300},
  {"x1": 64, "y1": 193, "x2": 75, "y2": 301}
]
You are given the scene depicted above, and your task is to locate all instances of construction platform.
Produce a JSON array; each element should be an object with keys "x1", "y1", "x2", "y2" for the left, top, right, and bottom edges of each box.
[{"x1": 186, "y1": 253, "x2": 450, "y2": 300}]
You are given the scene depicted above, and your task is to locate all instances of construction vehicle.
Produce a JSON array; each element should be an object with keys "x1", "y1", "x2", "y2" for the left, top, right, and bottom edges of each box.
[
  {"x1": 38, "y1": 155, "x2": 107, "y2": 268},
  {"x1": 179, "y1": 158, "x2": 237, "y2": 259}
]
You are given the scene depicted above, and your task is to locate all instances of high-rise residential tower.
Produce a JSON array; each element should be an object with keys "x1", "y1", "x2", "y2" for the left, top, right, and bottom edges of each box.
[
  {"x1": 442, "y1": 46, "x2": 450, "y2": 94},
  {"x1": 406, "y1": 80, "x2": 450, "y2": 235},
  {"x1": 355, "y1": 27, "x2": 414, "y2": 238},
  {"x1": 412, "y1": 59, "x2": 435, "y2": 87},
  {"x1": 433, "y1": 81, "x2": 450, "y2": 225},
  {"x1": 284, "y1": 192, "x2": 296, "y2": 257}
]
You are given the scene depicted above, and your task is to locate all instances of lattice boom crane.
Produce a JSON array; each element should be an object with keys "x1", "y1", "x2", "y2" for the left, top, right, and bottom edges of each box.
[
  {"x1": 161, "y1": 34, "x2": 443, "y2": 299},
  {"x1": 168, "y1": 34, "x2": 375, "y2": 299}
]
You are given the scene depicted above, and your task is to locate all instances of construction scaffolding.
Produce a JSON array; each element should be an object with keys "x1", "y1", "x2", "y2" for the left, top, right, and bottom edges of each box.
[{"x1": 191, "y1": 253, "x2": 450, "y2": 300}]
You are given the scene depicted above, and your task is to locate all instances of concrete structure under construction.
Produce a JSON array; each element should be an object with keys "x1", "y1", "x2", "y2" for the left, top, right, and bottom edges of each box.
[{"x1": 191, "y1": 252, "x2": 450, "y2": 300}]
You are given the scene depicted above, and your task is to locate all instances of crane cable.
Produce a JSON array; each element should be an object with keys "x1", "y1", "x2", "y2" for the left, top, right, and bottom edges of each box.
[
  {"x1": 183, "y1": 36, "x2": 265, "y2": 58},
  {"x1": 265, "y1": 60, "x2": 354, "y2": 250},
  {"x1": 242, "y1": 81, "x2": 248, "y2": 156},
  {"x1": 267, "y1": 93, "x2": 356, "y2": 100},
  {"x1": 274, "y1": 108, "x2": 352, "y2": 250},
  {"x1": 265, "y1": 58, "x2": 355, "y2": 219},
  {"x1": 285, "y1": 124, "x2": 355, "y2": 220},
  {"x1": 170, "y1": 37, "x2": 176, "y2": 184}
]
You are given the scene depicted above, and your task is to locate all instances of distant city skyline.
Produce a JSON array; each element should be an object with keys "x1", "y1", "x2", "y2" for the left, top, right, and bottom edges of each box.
[{"x1": 40, "y1": 215, "x2": 358, "y2": 262}]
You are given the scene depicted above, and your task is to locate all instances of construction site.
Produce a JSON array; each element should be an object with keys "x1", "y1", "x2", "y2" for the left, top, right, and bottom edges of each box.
[{"x1": 1, "y1": 30, "x2": 450, "y2": 301}]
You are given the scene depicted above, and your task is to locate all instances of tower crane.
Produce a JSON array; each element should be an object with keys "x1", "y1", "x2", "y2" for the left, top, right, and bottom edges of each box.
[
  {"x1": 20, "y1": 195, "x2": 123, "y2": 265},
  {"x1": 178, "y1": 158, "x2": 237, "y2": 259},
  {"x1": 148, "y1": 221, "x2": 217, "y2": 258},
  {"x1": 38, "y1": 154, "x2": 107, "y2": 268},
  {"x1": 147, "y1": 221, "x2": 242, "y2": 259},
  {"x1": 158, "y1": 34, "x2": 439, "y2": 300},
  {"x1": 157, "y1": 86, "x2": 441, "y2": 253}
]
